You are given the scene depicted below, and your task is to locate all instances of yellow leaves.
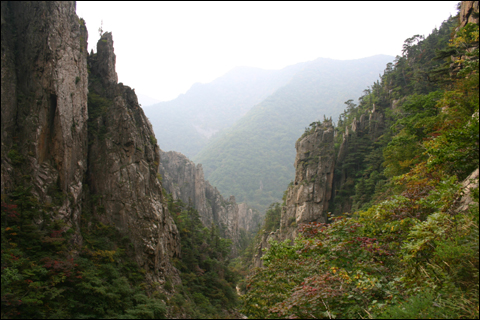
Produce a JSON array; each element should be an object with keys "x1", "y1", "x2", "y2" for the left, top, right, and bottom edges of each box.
[
  {"x1": 5, "y1": 227, "x2": 17, "y2": 235},
  {"x1": 339, "y1": 269, "x2": 351, "y2": 282},
  {"x1": 92, "y1": 249, "x2": 116, "y2": 262},
  {"x1": 399, "y1": 158, "x2": 416, "y2": 170}
]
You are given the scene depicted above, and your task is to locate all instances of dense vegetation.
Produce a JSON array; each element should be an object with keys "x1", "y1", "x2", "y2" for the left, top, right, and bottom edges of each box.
[
  {"x1": 1, "y1": 183, "x2": 168, "y2": 319},
  {"x1": 330, "y1": 15, "x2": 461, "y2": 215},
  {"x1": 164, "y1": 194, "x2": 241, "y2": 318},
  {"x1": 232, "y1": 202, "x2": 283, "y2": 293},
  {"x1": 1, "y1": 165, "x2": 244, "y2": 320},
  {"x1": 241, "y1": 11, "x2": 479, "y2": 319},
  {"x1": 194, "y1": 55, "x2": 393, "y2": 213}
]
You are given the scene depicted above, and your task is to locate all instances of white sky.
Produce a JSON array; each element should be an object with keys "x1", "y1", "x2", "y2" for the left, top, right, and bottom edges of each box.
[{"x1": 76, "y1": 1, "x2": 459, "y2": 102}]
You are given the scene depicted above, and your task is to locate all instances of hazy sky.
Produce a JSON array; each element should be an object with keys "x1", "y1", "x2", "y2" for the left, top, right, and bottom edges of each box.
[{"x1": 76, "y1": 1, "x2": 459, "y2": 102}]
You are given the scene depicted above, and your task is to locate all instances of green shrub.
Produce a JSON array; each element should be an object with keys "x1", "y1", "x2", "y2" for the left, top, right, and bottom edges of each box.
[{"x1": 7, "y1": 148, "x2": 24, "y2": 166}]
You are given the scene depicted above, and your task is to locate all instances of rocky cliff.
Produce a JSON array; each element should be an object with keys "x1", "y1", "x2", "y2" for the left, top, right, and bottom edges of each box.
[
  {"x1": 159, "y1": 150, "x2": 260, "y2": 254},
  {"x1": 253, "y1": 120, "x2": 336, "y2": 266},
  {"x1": 455, "y1": 1, "x2": 479, "y2": 70},
  {"x1": 459, "y1": 1, "x2": 479, "y2": 28},
  {"x1": 253, "y1": 110, "x2": 388, "y2": 267},
  {"x1": 86, "y1": 32, "x2": 180, "y2": 286},
  {"x1": 283, "y1": 120, "x2": 336, "y2": 230},
  {"x1": 1, "y1": 1, "x2": 180, "y2": 292},
  {"x1": 1, "y1": 0, "x2": 88, "y2": 242},
  {"x1": 159, "y1": 151, "x2": 214, "y2": 226}
]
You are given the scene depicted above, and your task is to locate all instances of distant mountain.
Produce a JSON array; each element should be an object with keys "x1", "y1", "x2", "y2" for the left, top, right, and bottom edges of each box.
[
  {"x1": 193, "y1": 55, "x2": 394, "y2": 212},
  {"x1": 144, "y1": 63, "x2": 307, "y2": 158},
  {"x1": 136, "y1": 93, "x2": 161, "y2": 107}
]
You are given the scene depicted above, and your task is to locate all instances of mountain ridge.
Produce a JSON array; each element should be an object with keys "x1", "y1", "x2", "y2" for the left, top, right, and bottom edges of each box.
[{"x1": 144, "y1": 60, "x2": 308, "y2": 158}]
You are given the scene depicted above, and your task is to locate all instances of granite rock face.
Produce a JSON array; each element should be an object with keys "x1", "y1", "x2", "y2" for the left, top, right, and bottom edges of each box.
[
  {"x1": 87, "y1": 32, "x2": 180, "y2": 286},
  {"x1": 459, "y1": 1, "x2": 479, "y2": 28},
  {"x1": 159, "y1": 150, "x2": 214, "y2": 226},
  {"x1": 237, "y1": 202, "x2": 259, "y2": 234},
  {"x1": 1, "y1": 1, "x2": 180, "y2": 291},
  {"x1": 283, "y1": 120, "x2": 335, "y2": 229},
  {"x1": 159, "y1": 150, "x2": 260, "y2": 254},
  {"x1": 253, "y1": 120, "x2": 336, "y2": 266},
  {"x1": 456, "y1": 168, "x2": 479, "y2": 213},
  {"x1": 1, "y1": 1, "x2": 88, "y2": 239}
]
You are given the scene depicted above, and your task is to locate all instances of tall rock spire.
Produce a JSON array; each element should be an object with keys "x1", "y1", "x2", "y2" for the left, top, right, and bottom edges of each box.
[
  {"x1": 91, "y1": 32, "x2": 118, "y2": 86},
  {"x1": 86, "y1": 32, "x2": 181, "y2": 286}
]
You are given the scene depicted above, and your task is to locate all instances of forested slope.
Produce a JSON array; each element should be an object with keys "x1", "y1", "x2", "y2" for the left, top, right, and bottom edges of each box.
[{"x1": 241, "y1": 4, "x2": 479, "y2": 318}]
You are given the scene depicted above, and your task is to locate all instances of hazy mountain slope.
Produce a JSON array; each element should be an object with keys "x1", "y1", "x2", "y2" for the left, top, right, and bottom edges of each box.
[
  {"x1": 193, "y1": 55, "x2": 393, "y2": 212},
  {"x1": 137, "y1": 92, "x2": 161, "y2": 107},
  {"x1": 144, "y1": 63, "x2": 306, "y2": 158}
]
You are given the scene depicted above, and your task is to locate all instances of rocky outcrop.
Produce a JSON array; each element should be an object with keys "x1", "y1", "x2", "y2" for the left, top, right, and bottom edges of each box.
[
  {"x1": 1, "y1": 1, "x2": 180, "y2": 292},
  {"x1": 368, "y1": 104, "x2": 385, "y2": 140},
  {"x1": 283, "y1": 120, "x2": 335, "y2": 230},
  {"x1": 1, "y1": 1, "x2": 88, "y2": 242},
  {"x1": 456, "y1": 168, "x2": 479, "y2": 213},
  {"x1": 459, "y1": 1, "x2": 479, "y2": 28},
  {"x1": 159, "y1": 150, "x2": 260, "y2": 254},
  {"x1": 455, "y1": 2, "x2": 479, "y2": 212},
  {"x1": 452, "y1": 1, "x2": 479, "y2": 74},
  {"x1": 87, "y1": 32, "x2": 180, "y2": 286},
  {"x1": 238, "y1": 203, "x2": 260, "y2": 234},
  {"x1": 253, "y1": 120, "x2": 336, "y2": 266},
  {"x1": 159, "y1": 150, "x2": 214, "y2": 226}
]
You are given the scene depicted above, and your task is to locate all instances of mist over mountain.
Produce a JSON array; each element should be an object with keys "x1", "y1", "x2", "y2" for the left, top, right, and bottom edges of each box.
[
  {"x1": 137, "y1": 93, "x2": 161, "y2": 107},
  {"x1": 144, "y1": 63, "x2": 307, "y2": 158},
  {"x1": 193, "y1": 55, "x2": 394, "y2": 212}
]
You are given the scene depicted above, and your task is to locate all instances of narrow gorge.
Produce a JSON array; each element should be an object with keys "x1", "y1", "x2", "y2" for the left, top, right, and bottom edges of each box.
[{"x1": 1, "y1": 1, "x2": 478, "y2": 319}]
